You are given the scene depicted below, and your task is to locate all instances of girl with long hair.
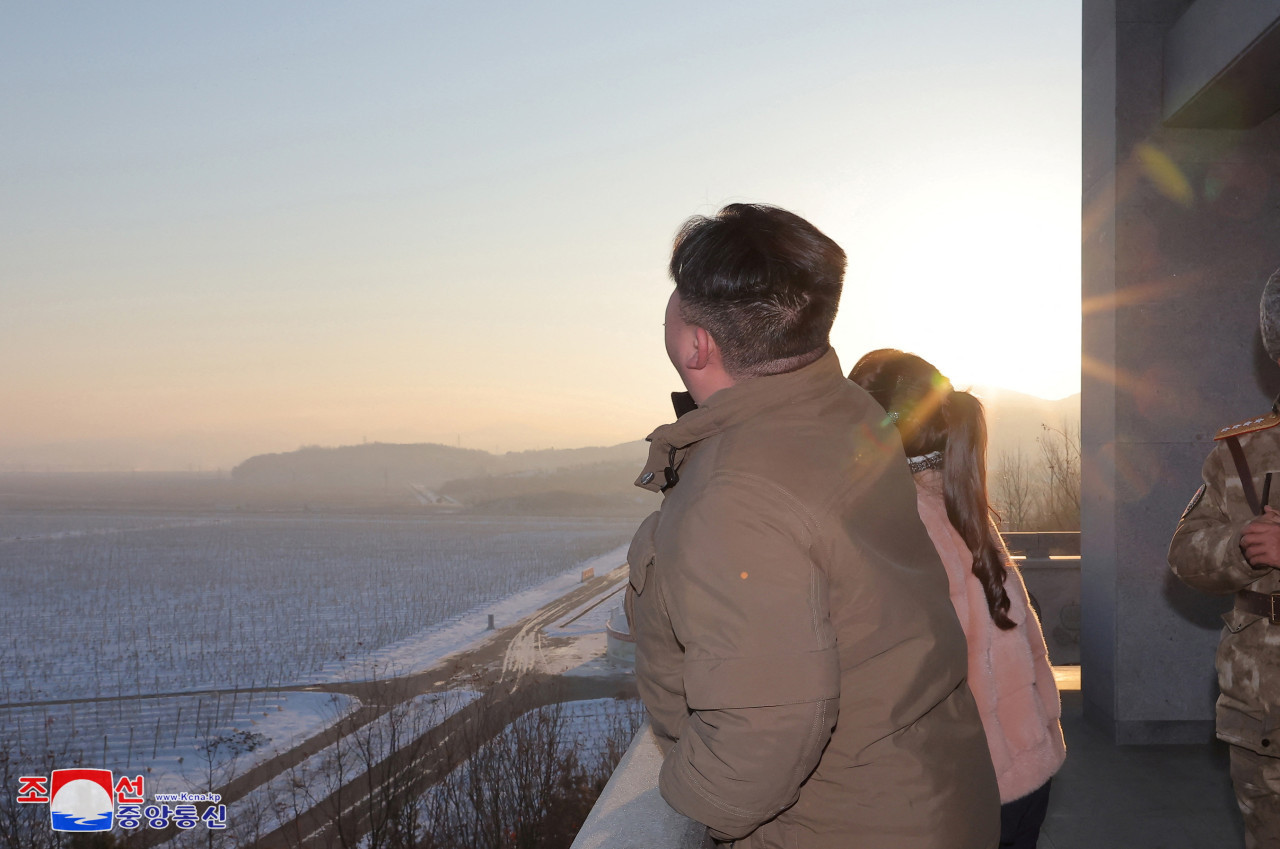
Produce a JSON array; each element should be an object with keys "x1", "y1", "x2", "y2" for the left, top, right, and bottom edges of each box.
[{"x1": 850, "y1": 349, "x2": 1066, "y2": 849}]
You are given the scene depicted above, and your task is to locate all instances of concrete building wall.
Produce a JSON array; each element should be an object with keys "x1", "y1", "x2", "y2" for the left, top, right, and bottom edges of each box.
[{"x1": 1083, "y1": 0, "x2": 1280, "y2": 742}]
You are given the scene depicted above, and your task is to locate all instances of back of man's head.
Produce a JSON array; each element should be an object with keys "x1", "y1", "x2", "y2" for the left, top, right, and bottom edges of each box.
[{"x1": 669, "y1": 203, "x2": 846, "y2": 377}]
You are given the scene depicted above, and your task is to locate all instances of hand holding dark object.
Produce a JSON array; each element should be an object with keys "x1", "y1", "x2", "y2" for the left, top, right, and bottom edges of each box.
[{"x1": 1240, "y1": 508, "x2": 1280, "y2": 567}]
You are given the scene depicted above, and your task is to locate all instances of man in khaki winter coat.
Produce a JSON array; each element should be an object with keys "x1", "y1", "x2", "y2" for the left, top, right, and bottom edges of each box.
[
  {"x1": 626, "y1": 203, "x2": 999, "y2": 848},
  {"x1": 1170, "y1": 269, "x2": 1280, "y2": 848}
]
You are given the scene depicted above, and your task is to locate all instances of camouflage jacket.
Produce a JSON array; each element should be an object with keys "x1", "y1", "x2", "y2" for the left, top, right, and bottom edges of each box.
[{"x1": 1169, "y1": 420, "x2": 1280, "y2": 755}]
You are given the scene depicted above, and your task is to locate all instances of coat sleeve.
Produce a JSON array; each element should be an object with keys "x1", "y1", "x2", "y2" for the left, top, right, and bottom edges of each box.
[
  {"x1": 1169, "y1": 443, "x2": 1271, "y2": 594},
  {"x1": 656, "y1": 475, "x2": 840, "y2": 841},
  {"x1": 627, "y1": 511, "x2": 689, "y2": 751}
]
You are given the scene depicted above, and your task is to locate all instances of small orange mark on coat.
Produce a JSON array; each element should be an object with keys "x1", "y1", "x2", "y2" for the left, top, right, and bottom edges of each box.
[{"x1": 740, "y1": 571, "x2": 749, "y2": 580}]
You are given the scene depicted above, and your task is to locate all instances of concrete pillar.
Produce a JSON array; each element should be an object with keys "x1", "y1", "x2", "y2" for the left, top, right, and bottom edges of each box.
[{"x1": 1082, "y1": 0, "x2": 1280, "y2": 743}]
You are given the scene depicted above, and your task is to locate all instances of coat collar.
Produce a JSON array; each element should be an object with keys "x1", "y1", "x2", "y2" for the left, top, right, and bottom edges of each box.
[{"x1": 634, "y1": 348, "x2": 845, "y2": 492}]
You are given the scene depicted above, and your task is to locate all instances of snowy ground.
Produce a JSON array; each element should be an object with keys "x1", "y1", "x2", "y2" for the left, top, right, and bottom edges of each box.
[
  {"x1": 7, "y1": 529, "x2": 639, "y2": 849},
  {"x1": 143, "y1": 691, "x2": 359, "y2": 796},
  {"x1": 152, "y1": 690, "x2": 483, "y2": 848},
  {"x1": 513, "y1": 571, "x2": 631, "y2": 679},
  {"x1": 321, "y1": 545, "x2": 630, "y2": 683},
  {"x1": 1, "y1": 514, "x2": 636, "y2": 704},
  {"x1": 136, "y1": 546, "x2": 630, "y2": 798},
  {"x1": 0, "y1": 514, "x2": 228, "y2": 544},
  {"x1": 152, "y1": 562, "x2": 637, "y2": 844},
  {"x1": 0, "y1": 689, "x2": 358, "y2": 796}
]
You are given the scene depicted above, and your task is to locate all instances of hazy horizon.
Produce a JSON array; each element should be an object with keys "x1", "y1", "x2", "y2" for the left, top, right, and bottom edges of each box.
[
  {"x1": 2, "y1": 2, "x2": 1082, "y2": 472},
  {"x1": 0, "y1": 380, "x2": 1080, "y2": 473}
]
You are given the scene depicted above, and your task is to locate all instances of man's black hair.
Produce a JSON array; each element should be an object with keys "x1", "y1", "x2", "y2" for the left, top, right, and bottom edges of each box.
[{"x1": 669, "y1": 203, "x2": 846, "y2": 376}]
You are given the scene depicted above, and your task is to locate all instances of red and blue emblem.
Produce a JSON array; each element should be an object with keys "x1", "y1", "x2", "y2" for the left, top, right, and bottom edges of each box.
[{"x1": 48, "y1": 769, "x2": 113, "y2": 832}]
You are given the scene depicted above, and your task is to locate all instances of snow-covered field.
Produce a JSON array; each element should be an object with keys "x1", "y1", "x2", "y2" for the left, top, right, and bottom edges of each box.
[
  {"x1": 315, "y1": 546, "x2": 627, "y2": 686},
  {"x1": 1, "y1": 688, "x2": 356, "y2": 794},
  {"x1": 1, "y1": 512, "x2": 633, "y2": 703},
  {"x1": 0, "y1": 510, "x2": 633, "y2": 786}
]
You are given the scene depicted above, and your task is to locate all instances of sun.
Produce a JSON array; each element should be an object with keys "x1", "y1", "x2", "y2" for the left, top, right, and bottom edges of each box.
[{"x1": 826, "y1": 180, "x2": 1080, "y2": 400}]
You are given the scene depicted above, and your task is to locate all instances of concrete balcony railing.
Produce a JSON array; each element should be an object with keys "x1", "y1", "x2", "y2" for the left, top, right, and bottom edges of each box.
[
  {"x1": 1005, "y1": 531, "x2": 1081, "y2": 665},
  {"x1": 570, "y1": 722, "x2": 709, "y2": 849},
  {"x1": 576, "y1": 532, "x2": 1081, "y2": 848}
]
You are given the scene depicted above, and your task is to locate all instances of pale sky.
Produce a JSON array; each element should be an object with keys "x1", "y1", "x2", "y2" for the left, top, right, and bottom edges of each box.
[{"x1": 1, "y1": 2, "x2": 1081, "y2": 470}]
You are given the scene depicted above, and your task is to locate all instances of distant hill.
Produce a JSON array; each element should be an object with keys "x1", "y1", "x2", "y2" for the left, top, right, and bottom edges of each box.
[
  {"x1": 231, "y1": 441, "x2": 649, "y2": 488},
  {"x1": 226, "y1": 390, "x2": 1078, "y2": 517},
  {"x1": 231, "y1": 442, "x2": 498, "y2": 489},
  {"x1": 974, "y1": 388, "x2": 1081, "y2": 460},
  {"x1": 229, "y1": 440, "x2": 655, "y2": 516},
  {"x1": 0, "y1": 392, "x2": 1079, "y2": 517},
  {"x1": 492, "y1": 443, "x2": 653, "y2": 474},
  {"x1": 440, "y1": 459, "x2": 655, "y2": 516}
]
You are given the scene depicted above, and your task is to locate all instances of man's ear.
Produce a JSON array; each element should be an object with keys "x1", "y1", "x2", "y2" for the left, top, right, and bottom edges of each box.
[{"x1": 686, "y1": 326, "x2": 718, "y2": 371}]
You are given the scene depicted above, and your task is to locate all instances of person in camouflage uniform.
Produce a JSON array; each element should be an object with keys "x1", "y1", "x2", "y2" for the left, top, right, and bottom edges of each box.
[{"x1": 1169, "y1": 268, "x2": 1280, "y2": 848}]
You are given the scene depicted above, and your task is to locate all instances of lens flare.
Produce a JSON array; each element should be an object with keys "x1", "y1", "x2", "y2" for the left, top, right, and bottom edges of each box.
[{"x1": 1135, "y1": 143, "x2": 1194, "y2": 207}]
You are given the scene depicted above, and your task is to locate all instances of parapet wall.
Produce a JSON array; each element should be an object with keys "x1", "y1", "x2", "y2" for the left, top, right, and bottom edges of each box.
[{"x1": 569, "y1": 722, "x2": 708, "y2": 849}]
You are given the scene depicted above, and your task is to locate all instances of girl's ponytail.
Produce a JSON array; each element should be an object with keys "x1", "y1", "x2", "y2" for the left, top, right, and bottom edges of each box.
[
  {"x1": 849, "y1": 348, "x2": 1016, "y2": 630},
  {"x1": 942, "y1": 390, "x2": 1015, "y2": 630}
]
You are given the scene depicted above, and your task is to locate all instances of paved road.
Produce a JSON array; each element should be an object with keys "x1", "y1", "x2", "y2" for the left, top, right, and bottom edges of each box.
[
  {"x1": 137, "y1": 564, "x2": 637, "y2": 848},
  {"x1": 262, "y1": 674, "x2": 634, "y2": 849}
]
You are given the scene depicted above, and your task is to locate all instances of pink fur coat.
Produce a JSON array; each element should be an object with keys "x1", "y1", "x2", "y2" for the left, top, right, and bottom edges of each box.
[{"x1": 914, "y1": 469, "x2": 1067, "y2": 803}]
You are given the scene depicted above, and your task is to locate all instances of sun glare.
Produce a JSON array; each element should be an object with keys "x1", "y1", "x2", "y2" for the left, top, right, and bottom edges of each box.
[{"x1": 829, "y1": 180, "x2": 1079, "y2": 401}]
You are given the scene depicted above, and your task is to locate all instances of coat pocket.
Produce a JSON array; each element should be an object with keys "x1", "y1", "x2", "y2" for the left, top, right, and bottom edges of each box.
[
  {"x1": 1222, "y1": 606, "x2": 1264, "y2": 634},
  {"x1": 627, "y1": 511, "x2": 660, "y2": 594}
]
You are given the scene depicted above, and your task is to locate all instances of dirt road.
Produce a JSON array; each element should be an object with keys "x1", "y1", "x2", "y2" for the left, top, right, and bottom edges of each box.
[{"x1": 141, "y1": 564, "x2": 636, "y2": 848}]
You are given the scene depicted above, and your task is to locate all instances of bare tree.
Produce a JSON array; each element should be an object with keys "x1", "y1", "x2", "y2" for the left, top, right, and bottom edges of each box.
[
  {"x1": 168, "y1": 723, "x2": 269, "y2": 849},
  {"x1": 992, "y1": 447, "x2": 1036, "y2": 531},
  {"x1": 341, "y1": 689, "x2": 439, "y2": 849},
  {"x1": 258, "y1": 684, "x2": 643, "y2": 849},
  {"x1": 990, "y1": 420, "x2": 1081, "y2": 532},
  {"x1": 0, "y1": 723, "x2": 85, "y2": 849},
  {"x1": 1038, "y1": 419, "x2": 1081, "y2": 531},
  {"x1": 420, "y1": 694, "x2": 644, "y2": 849},
  {"x1": 264, "y1": 688, "x2": 444, "y2": 849},
  {"x1": 430, "y1": 696, "x2": 580, "y2": 849}
]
